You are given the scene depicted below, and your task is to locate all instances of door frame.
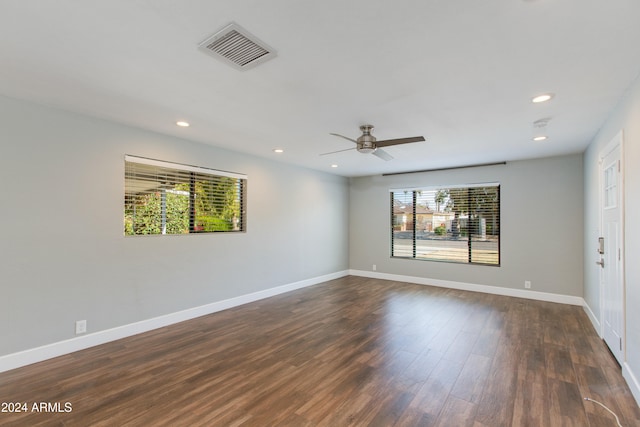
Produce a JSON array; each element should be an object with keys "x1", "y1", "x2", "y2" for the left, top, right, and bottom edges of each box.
[{"x1": 598, "y1": 130, "x2": 625, "y2": 361}]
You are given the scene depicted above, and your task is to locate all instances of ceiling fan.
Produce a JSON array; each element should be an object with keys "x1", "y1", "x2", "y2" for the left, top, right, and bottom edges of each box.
[{"x1": 321, "y1": 124, "x2": 425, "y2": 161}]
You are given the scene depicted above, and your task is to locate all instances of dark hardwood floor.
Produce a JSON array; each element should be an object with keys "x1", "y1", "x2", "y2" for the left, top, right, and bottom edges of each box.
[{"x1": 1, "y1": 276, "x2": 638, "y2": 426}]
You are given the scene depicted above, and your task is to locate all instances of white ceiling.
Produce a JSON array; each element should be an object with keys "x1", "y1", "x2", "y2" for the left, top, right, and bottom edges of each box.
[{"x1": 2, "y1": 1, "x2": 640, "y2": 177}]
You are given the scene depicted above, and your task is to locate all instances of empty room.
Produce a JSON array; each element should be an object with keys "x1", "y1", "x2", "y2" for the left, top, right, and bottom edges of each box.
[{"x1": 1, "y1": 1, "x2": 639, "y2": 426}]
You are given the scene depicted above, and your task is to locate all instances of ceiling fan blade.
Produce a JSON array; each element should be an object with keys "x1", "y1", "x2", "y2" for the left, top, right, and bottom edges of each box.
[
  {"x1": 372, "y1": 148, "x2": 393, "y2": 161},
  {"x1": 329, "y1": 133, "x2": 358, "y2": 144},
  {"x1": 319, "y1": 147, "x2": 356, "y2": 156},
  {"x1": 375, "y1": 136, "x2": 425, "y2": 147}
]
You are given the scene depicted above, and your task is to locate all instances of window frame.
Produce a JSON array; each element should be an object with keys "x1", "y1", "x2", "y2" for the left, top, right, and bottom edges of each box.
[
  {"x1": 390, "y1": 183, "x2": 500, "y2": 266},
  {"x1": 124, "y1": 155, "x2": 247, "y2": 236}
]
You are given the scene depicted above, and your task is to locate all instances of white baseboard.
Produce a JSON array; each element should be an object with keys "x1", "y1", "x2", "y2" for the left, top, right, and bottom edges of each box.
[
  {"x1": 349, "y1": 269, "x2": 585, "y2": 306},
  {"x1": 623, "y1": 363, "x2": 640, "y2": 407},
  {"x1": 582, "y1": 300, "x2": 602, "y2": 336},
  {"x1": 583, "y1": 304, "x2": 640, "y2": 407},
  {"x1": 0, "y1": 270, "x2": 349, "y2": 373}
]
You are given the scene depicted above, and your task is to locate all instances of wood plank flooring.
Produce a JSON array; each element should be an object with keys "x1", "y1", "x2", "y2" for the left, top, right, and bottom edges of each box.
[{"x1": 1, "y1": 276, "x2": 638, "y2": 426}]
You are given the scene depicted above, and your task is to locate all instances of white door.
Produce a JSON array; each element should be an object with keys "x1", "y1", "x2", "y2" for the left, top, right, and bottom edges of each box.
[{"x1": 599, "y1": 133, "x2": 624, "y2": 365}]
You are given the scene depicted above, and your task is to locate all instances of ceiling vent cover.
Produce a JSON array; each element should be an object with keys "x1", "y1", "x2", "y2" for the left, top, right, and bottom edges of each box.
[{"x1": 199, "y1": 23, "x2": 276, "y2": 70}]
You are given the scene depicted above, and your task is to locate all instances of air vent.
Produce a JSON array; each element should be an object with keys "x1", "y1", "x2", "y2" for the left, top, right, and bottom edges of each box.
[{"x1": 199, "y1": 23, "x2": 276, "y2": 70}]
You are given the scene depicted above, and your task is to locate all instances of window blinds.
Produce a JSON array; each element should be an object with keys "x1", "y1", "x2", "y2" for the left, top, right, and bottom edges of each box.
[
  {"x1": 124, "y1": 155, "x2": 247, "y2": 235},
  {"x1": 391, "y1": 184, "x2": 500, "y2": 266}
]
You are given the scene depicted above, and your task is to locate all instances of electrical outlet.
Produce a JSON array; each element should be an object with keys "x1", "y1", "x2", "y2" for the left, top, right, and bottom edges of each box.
[
  {"x1": 75, "y1": 320, "x2": 87, "y2": 335},
  {"x1": 524, "y1": 281, "x2": 531, "y2": 289},
  {"x1": 372, "y1": 264, "x2": 377, "y2": 271}
]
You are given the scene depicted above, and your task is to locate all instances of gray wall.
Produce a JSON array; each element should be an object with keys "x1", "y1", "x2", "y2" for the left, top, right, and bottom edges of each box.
[
  {"x1": 350, "y1": 155, "x2": 584, "y2": 296},
  {"x1": 584, "y1": 73, "x2": 640, "y2": 388},
  {"x1": 0, "y1": 95, "x2": 349, "y2": 356}
]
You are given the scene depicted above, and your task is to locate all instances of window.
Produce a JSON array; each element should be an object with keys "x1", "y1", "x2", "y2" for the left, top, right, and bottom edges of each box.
[
  {"x1": 391, "y1": 184, "x2": 500, "y2": 265},
  {"x1": 604, "y1": 162, "x2": 617, "y2": 209},
  {"x1": 124, "y1": 155, "x2": 246, "y2": 235}
]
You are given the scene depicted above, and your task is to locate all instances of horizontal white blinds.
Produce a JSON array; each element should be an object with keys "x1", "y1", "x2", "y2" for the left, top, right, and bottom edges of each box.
[
  {"x1": 124, "y1": 155, "x2": 247, "y2": 180},
  {"x1": 124, "y1": 156, "x2": 246, "y2": 235},
  {"x1": 389, "y1": 182, "x2": 499, "y2": 193}
]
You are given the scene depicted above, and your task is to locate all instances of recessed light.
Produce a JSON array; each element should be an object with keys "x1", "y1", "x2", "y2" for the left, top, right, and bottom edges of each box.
[
  {"x1": 176, "y1": 121, "x2": 190, "y2": 127},
  {"x1": 532, "y1": 93, "x2": 554, "y2": 103},
  {"x1": 533, "y1": 136, "x2": 548, "y2": 141},
  {"x1": 331, "y1": 164, "x2": 338, "y2": 168},
  {"x1": 273, "y1": 148, "x2": 284, "y2": 153}
]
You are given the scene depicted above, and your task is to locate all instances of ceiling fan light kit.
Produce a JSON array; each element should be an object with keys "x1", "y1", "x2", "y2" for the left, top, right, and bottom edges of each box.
[
  {"x1": 322, "y1": 124, "x2": 425, "y2": 161},
  {"x1": 354, "y1": 125, "x2": 378, "y2": 154}
]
